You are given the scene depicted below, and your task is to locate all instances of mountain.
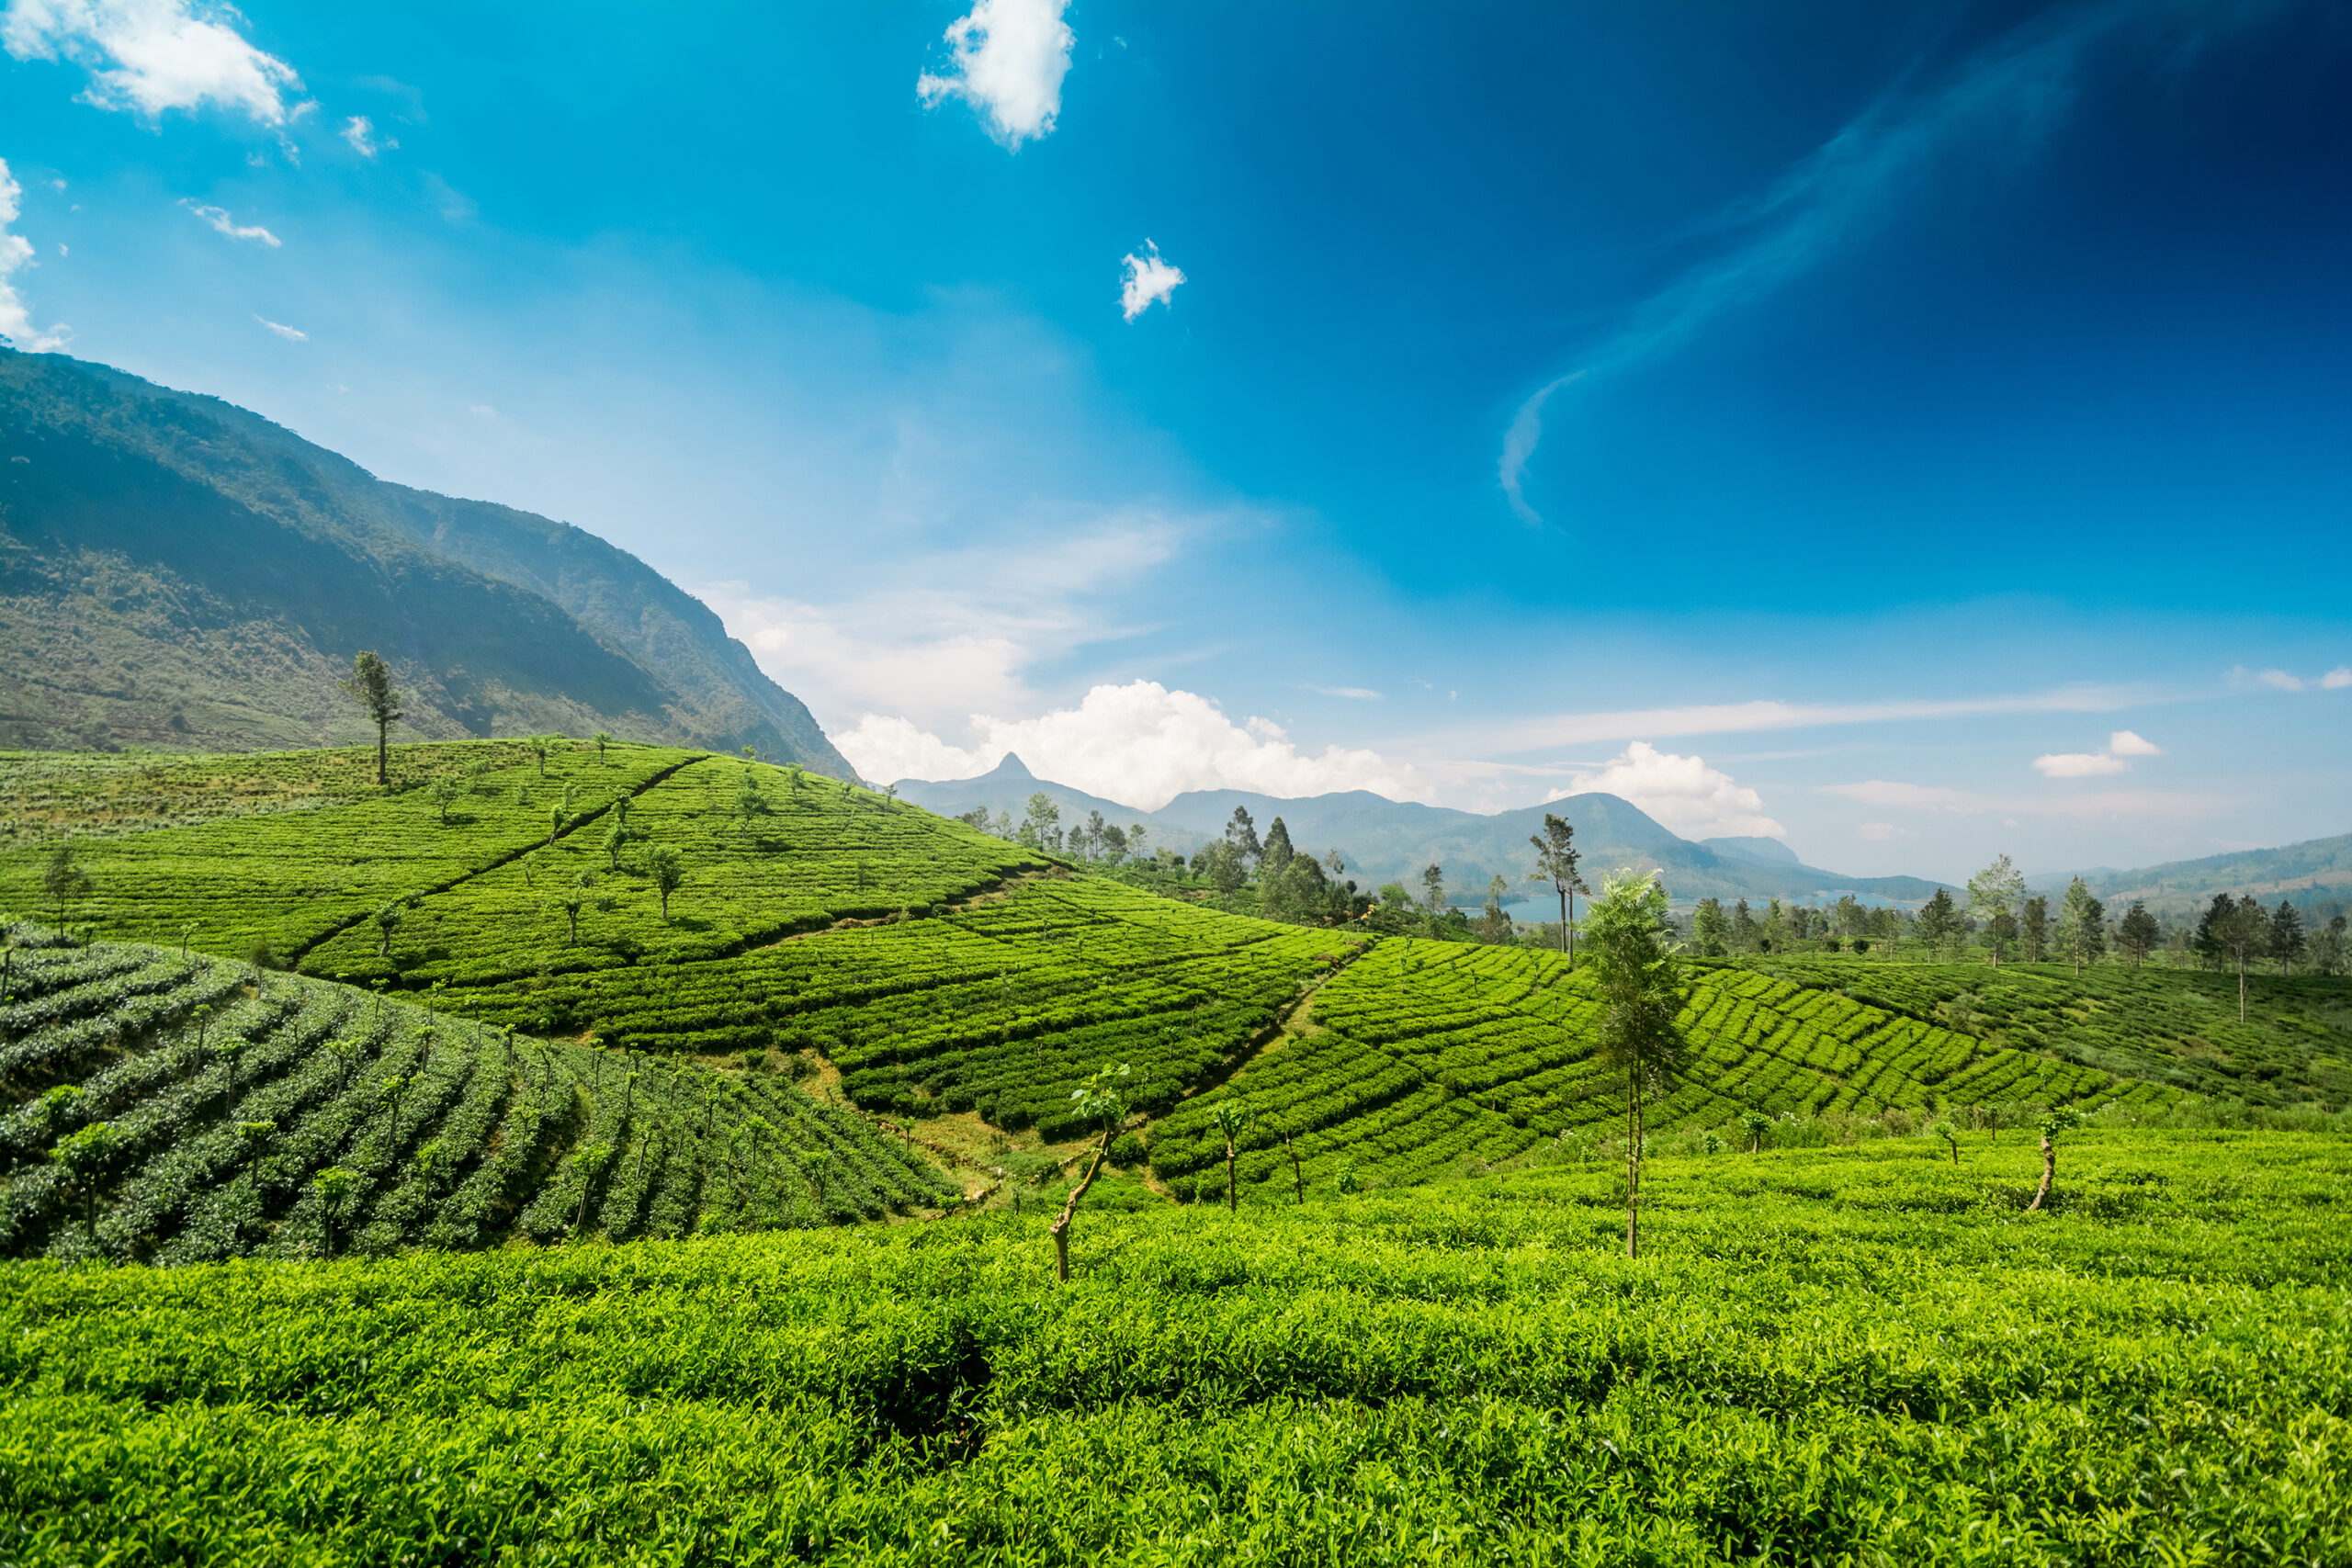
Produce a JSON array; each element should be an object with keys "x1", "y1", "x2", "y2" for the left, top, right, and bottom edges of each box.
[
  {"x1": 2047, "y1": 832, "x2": 2352, "y2": 921},
  {"x1": 894, "y1": 757, "x2": 1954, "y2": 908},
  {"x1": 0, "y1": 348, "x2": 850, "y2": 773},
  {"x1": 890, "y1": 753, "x2": 1213, "y2": 857}
]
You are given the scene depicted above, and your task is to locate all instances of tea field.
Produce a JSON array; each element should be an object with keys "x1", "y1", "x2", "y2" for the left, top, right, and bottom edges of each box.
[
  {"x1": 1146, "y1": 939, "x2": 2176, "y2": 1199},
  {"x1": 0, "y1": 928, "x2": 950, "y2": 1263},
  {"x1": 4, "y1": 1128, "x2": 2346, "y2": 1564}
]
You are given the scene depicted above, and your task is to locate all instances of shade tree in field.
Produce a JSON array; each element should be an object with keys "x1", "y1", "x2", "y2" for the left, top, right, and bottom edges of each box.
[
  {"x1": 2199, "y1": 893, "x2": 2268, "y2": 1021},
  {"x1": 370, "y1": 898, "x2": 407, "y2": 958},
  {"x1": 2268, "y1": 901, "x2": 2305, "y2": 976},
  {"x1": 592, "y1": 731, "x2": 613, "y2": 761},
  {"x1": 2026, "y1": 1105, "x2": 2083, "y2": 1212},
  {"x1": 2058, "y1": 879, "x2": 2106, "y2": 976},
  {"x1": 2311, "y1": 915, "x2": 2350, "y2": 977},
  {"x1": 1916, "y1": 888, "x2": 1962, "y2": 957},
  {"x1": 548, "y1": 872, "x2": 616, "y2": 944},
  {"x1": 1019, "y1": 793, "x2": 1062, "y2": 852},
  {"x1": 1208, "y1": 1099, "x2": 1256, "y2": 1213},
  {"x1": 1585, "y1": 869, "x2": 1689, "y2": 1259},
  {"x1": 339, "y1": 651, "x2": 402, "y2": 786},
  {"x1": 1526, "y1": 814, "x2": 1588, "y2": 965},
  {"x1": 1967, "y1": 854, "x2": 2025, "y2": 967},
  {"x1": 2117, "y1": 901, "x2": 2160, "y2": 967},
  {"x1": 1738, "y1": 1108, "x2": 1770, "y2": 1154},
  {"x1": 645, "y1": 846, "x2": 686, "y2": 920},
  {"x1": 40, "y1": 843, "x2": 92, "y2": 929},
  {"x1": 1048, "y1": 1062, "x2": 1130, "y2": 1281},
  {"x1": 2020, "y1": 896, "x2": 2050, "y2": 962}
]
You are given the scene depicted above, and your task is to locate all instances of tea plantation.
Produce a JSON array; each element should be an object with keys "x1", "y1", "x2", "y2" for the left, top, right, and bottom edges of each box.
[{"x1": 5, "y1": 1129, "x2": 2346, "y2": 1563}]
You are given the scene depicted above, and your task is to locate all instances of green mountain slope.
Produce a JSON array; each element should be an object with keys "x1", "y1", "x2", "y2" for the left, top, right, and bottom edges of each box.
[
  {"x1": 2051, "y1": 831, "x2": 2352, "y2": 919},
  {"x1": 0, "y1": 348, "x2": 849, "y2": 772}
]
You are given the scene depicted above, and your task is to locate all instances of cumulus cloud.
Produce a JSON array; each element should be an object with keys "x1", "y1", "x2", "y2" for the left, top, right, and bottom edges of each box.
[
  {"x1": 2033, "y1": 728, "x2": 2160, "y2": 777},
  {"x1": 831, "y1": 680, "x2": 1424, "y2": 810},
  {"x1": 0, "y1": 160, "x2": 71, "y2": 351},
  {"x1": 3, "y1": 0, "x2": 308, "y2": 125},
  {"x1": 253, "y1": 314, "x2": 303, "y2": 339},
  {"x1": 1550, "y1": 740, "x2": 1785, "y2": 839},
  {"x1": 340, "y1": 113, "x2": 392, "y2": 158},
  {"x1": 2325, "y1": 667, "x2": 2352, "y2": 691},
  {"x1": 182, "y1": 199, "x2": 278, "y2": 245},
  {"x1": 1118, "y1": 241, "x2": 1184, "y2": 321},
  {"x1": 916, "y1": 0, "x2": 1072, "y2": 148}
]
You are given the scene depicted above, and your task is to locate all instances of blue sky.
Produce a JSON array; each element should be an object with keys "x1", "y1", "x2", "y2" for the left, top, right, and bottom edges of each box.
[{"x1": 2, "y1": 0, "x2": 2346, "y2": 881}]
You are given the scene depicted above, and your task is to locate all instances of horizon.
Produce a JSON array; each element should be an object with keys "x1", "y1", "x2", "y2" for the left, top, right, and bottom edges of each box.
[{"x1": 2, "y1": 1, "x2": 2346, "y2": 885}]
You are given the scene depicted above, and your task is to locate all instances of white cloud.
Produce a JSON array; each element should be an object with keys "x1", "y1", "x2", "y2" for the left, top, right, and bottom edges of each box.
[
  {"x1": 1856, "y1": 821, "x2": 1914, "y2": 842},
  {"x1": 182, "y1": 199, "x2": 278, "y2": 245},
  {"x1": 0, "y1": 159, "x2": 71, "y2": 351},
  {"x1": 2257, "y1": 668, "x2": 2303, "y2": 692},
  {"x1": 2031, "y1": 751, "x2": 2130, "y2": 778},
  {"x1": 916, "y1": 0, "x2": 1072, "y2": 149},
  {"x1": 834, "y1": 680, "x2": 1424, "y2": 810},
  {"x1": 2324, "y1": 667, "x2": 2352, "y2": 691},
  {"x1": 1308, "y1": 686, "x2": 1384, "y2": 701},
  {"x1": 1119, "y1": 241, "x2": 1184, "y2": 321},
  {"x1": 254, "y1": 314, "x2": 303, "y2": 340},
  {"x1": 4, "y1": 0, "x2": 307, "y2": 125},
  {"x1": 340, "y1": 113, "x2": 391, "y2": 158},
  {"x1": 1549, "y1": 740, "x2": 1784, "y2": 839},
  {"x1": 2032, "y1": 727, "x2": 2161, "y2": 777}
]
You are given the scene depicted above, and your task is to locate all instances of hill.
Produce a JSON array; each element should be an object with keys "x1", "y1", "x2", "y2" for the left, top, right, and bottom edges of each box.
[
  {"x1": 2044, "y1": 830, "x2": 2352, "y2": 921},
  {"x1": 890, "y1": 752, "x2": 1211, "y2": 858},
  {"x1": 0, "y1": 348, "x2": 849, "y2": 773}
]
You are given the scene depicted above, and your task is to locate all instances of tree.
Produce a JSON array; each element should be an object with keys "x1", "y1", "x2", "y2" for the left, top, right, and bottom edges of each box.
[
  {"x1": 2214, "y1": 894, "x2": 2267, "y2": 1021},
  {"x1": 1731, "y1": 898, "x2": 1758, "y2": 953},
  {"x1": 1835, "y1": 895, "x2": 1867, "y2": 939},
  {"x1": 2117, "y1": 901, "x2": 2160, "y2": 967},
  {"x1": 52, "y1": 1120, "x2": 119, "y2": 1235},
  {"x1": 2310, "y1": 915, "x2": 2350, "y2": 978},
  {"x1": 1526, "y1": 813, "x2": 1588, "y2": 965},
  {"x1": 1916, "y1": 888, "x2": 1962, "y2": 956},
  {"x1": 603, "y1": 817, "x2": 634, "y2": 872},
  {"x1": 1931, "y1": 1119, "x2": 1960, "y2": 1166},
  {"x1": 1419, "y1": 863, "x2": 1446, "y2": 916},
  {"x1": 1870, "y1": 905, "x2": 1901, "y2": 959},
  {"x1": 2021, "y1": 896, "x2": 2049, "y2": 963},
  {"x1": 1224, "y1": 807, "x2": 1261, "y2": 864},
  {"x1": 1738, "y1": 1108, "x2": 1770, "y2": 1154},
  {"x1": 647, "y1": 847, "x2": 685, "y2": 920},
  {"x1": 371, "y1": 898, "x2": 407, "y2": 957},
  {"x1": 1019, "y1": 792, "x2": 1061, "y2": 851},
  {"x1": 40, "y1": 843, "x2": 92, "y2": 929},
  {"x1": 2026, "y1": 1106, "x2": 2083, "y2": 1213},
  {"x1": 428, "y1": 775, "x2": 461, "y2": 824},
  {"x1": 2193, "y1": 893, "x2": 2233, "y2": 971},
  {"x1": 314, "y1": 1166, "x2": 356, "y2": 1255},
  {"x1": 2058, "y1": 878, "x2": 2106, "y2": 976},
  {"x1": 1208, "y1": 1099, "x2": 1256, "y2": 1213},
  {"x1": 1127, "y1": 824, "x2": 1149, "y2": 861},
  {"x1": 1048, "y1": 1063, "x2": 1130, "y2": 1281},
  {"x1": 237, "y1": 1120, "x2": 276, "y2": 1183},
  {"x1": 1983, "y1": 908, "x2": 2018, "y2": 964},
  {"x1": 1691, "y1": 897, "x2": 1729, "y2": 958},
  {"x1": 527, "y1": 736, "x2": 555, "y2": 778},
  {"x1": 1759, "y1": 899, "x2": 1787, "y2": 954},
  {"x1": 1261, "y1": 817, "x2": 1295, "y2": 877},
  {"x1": 548, "y1": 872, "x2": 616, "y2": 944},
  {"x1": 2269, "y1": 901, "x2": 2306, "y2": 977},
  {"x1": 1966, "y1": 854, "x2": 2025, "y2": 968},
  {"x1": 592, "y1": 730, "x2": 614, "y2": 761},
  {"x1": 341, "y1": 651, "x2": 402, "y2": 785},
  {"x1": 1584, "y1": 870, "x2": 1689, "y2": 1259},
  {"x1": 1477, "y1": 875, "x2": 1512, "y2": 944}
]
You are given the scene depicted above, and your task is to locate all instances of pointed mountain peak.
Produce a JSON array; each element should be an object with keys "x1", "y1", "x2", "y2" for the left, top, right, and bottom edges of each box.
[{"x1": 981, "y1": 752, "x2": 1035, "y2": 781}]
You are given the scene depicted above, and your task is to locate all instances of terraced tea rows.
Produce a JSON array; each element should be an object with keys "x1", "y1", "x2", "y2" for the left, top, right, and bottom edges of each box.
[
  {"x1": 0, "y1": 925, "x2": 947, "y2": 1261},
  {"x1": 1727, "y1": 954, "x2": 2352, "y2": 1106},
  {"x1": 1148, "y1": 939, "x2": 2171, "y2": 1197}
]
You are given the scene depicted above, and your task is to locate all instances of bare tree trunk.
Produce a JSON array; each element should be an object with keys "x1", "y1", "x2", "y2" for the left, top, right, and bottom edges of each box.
[
  {"x1": 377, "y1": 720, "x2": 388, "y2": 787},
  {"x1": 1624, "y1": 1074, "x2": 1640, "y2": 1259},
  {"x1": 1557, "y1": 888, "x2": 1568, "y2": 954},
  {"x1": 1225, "y1": 1137, "x2": 1238, "y2": 1213},
  {"x1": 1568, "y1": 890, "x2": 1577, "y2": 970},
  {"x1": 1049, "y1": 1127, "x2": 1115, "y2": 1282},
  {"x1": 2238, "y1": 956, "x2": 2248, "y2": 1023},
  {"x1": 2027, "y1": 1131, "x2": 2055, "y2": 1212}
]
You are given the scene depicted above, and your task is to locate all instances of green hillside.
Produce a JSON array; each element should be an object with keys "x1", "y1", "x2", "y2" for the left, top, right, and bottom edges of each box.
[
  {"x1": 0, "y1": 349, "x2": 849, "y2": 771},
  {"x1": 1147, "y1": 940, "x2": 2175, "y2": 1197},
  {"x1": 6, "y1": 1131, "x2": 2346, "y2": 1562},
  {"x1": 0, "y1": 929, "x2": 950, "y2": 1264}
]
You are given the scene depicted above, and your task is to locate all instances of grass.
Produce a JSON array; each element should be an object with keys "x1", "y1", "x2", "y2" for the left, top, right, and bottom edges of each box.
[{"x1": 2, "y1": 1127, "x2": 2346, "y2": 1563}]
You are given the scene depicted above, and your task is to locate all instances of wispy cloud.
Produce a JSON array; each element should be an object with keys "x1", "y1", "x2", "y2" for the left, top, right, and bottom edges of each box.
[
  {"x1": 254, "y1": 314, "x2": 304, "y2": 340},
  {"x1": 1307, "y1": 685, "x2": 1385, "y2": 701},
  {"x1": 0, "y1": 158, "x2": 71, "y2": 351},
  {"x1": 1498, "y1": 0, "x2": 2226, "y2": 525},
  {"x1": 182, "y1": 199, "x2": 278, "y2": 246},
  {"x1": 1118, "y1": 242, "x2": 1184, "y2": 321},
  {"x1": 341, "y1": 114, "x2": 393, "y2": 158},
  {"x1": 4, "y1": 0, "x2": 309, "y2": 126},
  {"x1": 1822, "y1": 778, "x2": 2225, "y2": 823},
  {"x1": 917, "y1": 0, "x2": 1073, "y2": 149}
]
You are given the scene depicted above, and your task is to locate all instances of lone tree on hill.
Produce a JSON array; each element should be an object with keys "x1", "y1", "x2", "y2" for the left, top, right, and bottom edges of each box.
[
  {"x1": 2058, "y1": 878, "x2": 2106, "y2": 976},
  {"x1": 2117, "y1": 901, "x2": 2160, "y2": 967},
  {"x1": 1208, "y1": 1099, "x2": 1256, "y2": 1213},
  {"x1": 1048, "y1": 1063, "x2": 1130, "y2": 1282},
  {"x1": 646, "y1": 847, "x2": 685, "y2": 919},
  {"x1": 548, "y1": 872, "x2": 616, "y2": 944},
  {"x1": 2026, "y1": 1106, "x2": 2083, "y2": 1212},
  {"x1": 2209, "y1": 893, "x2": 2267, "y2": 1021},
  {"x1": 1966, "y1": 854, "x2": 2025, "y2": 968},
  {"x1": 1527, "y1": 813, "x2": 1588, "y2": 965},
  {"x1": 428, "y1": 775, "x2": 461, "y2": 824},
  {"x1": 340, "y1": 651, "x2": 402, "y2": 785},
  {"x1": 371, "y1": 898, "x2": 407, "y2": 957},
  {"x1": 591, "y1": 730, "x2": 613, "y2": 761},
  {"x1": 41, "y1": 843, "x2": 93, "y2": 930},
  {"x1": 1586, "y1": 869, "x2": 1689, "y2": 1259}
]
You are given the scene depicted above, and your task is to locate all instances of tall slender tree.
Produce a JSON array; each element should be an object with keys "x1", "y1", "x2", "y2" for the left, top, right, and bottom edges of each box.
[
  {"x1": 2116, "y1": 900, "x2": 2160, "y2": 967},
  {"x1": 2058, "y1": 877, "x2": 2106, "y2": 976},
  {"x1": 2268, "y1": 900, "x2": 2306, "y2": 977},
  {"x1": 1526, "y1": 813, "x2": 1588, "y2": 965},
  {"x1": 1966, "y1": 854, "x2": 2026, "y2": 968},
  {"x1": 1690, "y1": 897, "x2": 1728, "y2": 957},
  {"x1": 1419, "y1": 863, "x2": 1446, "y2": 915},
  {"x1": 2215, "y1": 894, "x2": 2267, "y2": 1021},
  {"x1": 1584, "y1": 870, "x2": 1689, "y2": 1260},
  {"x1": 1048, "y1": 1064, "x2": 1129, "y2": 1281},
  {"x1": 341, "y1": 651, "x2": 401, "y2": 785},
  {"x1": 1916, "y1": 888, "x2": 1962, "y2": 956},
  {"x1": 2021, "y1": 895, "x2": 2050, "y2": 963}
]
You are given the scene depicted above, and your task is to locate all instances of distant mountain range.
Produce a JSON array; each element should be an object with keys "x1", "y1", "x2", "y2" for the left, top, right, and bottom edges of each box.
[
  {"x1": 0, "y1": 349, "x2": 849, "y2": 773},
  {"x1": 894, "y1": 754, "x2": 1956, "y2": 908},
  {"x1": 2048, "y1": 833, "x2": 2352, "y2": 921}
]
